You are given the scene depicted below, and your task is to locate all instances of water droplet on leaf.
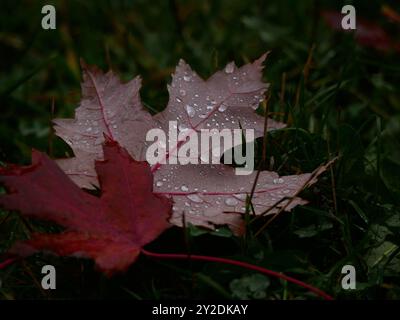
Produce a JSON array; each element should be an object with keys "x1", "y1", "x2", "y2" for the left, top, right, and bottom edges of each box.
[
  {"x1": 185, "y1": 105, "x2": 195, "y2": 118},
  {"x1": 156, "y1": 181, "x2": 163, "y2": 187},
  {"x1": 218, "y1": 104, "x2": 228, "y2": 112},
  {"x1": 225, "y1": 63, "x2": 234, "y2": 74},
  {"x1": 187, "y1": 194, "x2": 203, "y2": 203}
]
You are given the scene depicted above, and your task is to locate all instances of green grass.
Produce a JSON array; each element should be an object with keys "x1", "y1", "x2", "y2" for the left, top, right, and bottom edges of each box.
[{"x1": 1, "y1": 0, "x2": 400, "y2": 299}]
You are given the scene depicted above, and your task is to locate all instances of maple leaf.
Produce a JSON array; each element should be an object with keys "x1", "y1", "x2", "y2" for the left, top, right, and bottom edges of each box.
[
  {"x1": 321, "y1": 10, "x2": 400, "y2": 53},
  {"x1": 0, "y1": 139, "x2": 172, "y2": 276},
  {"x1": 54, "y1": 61, "x2": 158, "y2": 189},
  {"x1": 54, "y1": 54, "x2": 284, "y2": 188},
  {"x1": 153, "y1": 53, "x2": 285, "y2": 148},
  {"x1": 53, "y1": 54, "x2": 331, "y2": 233}
]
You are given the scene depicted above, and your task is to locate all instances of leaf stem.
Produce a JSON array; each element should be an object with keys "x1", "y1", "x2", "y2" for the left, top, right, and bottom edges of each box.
[
  {"x1": 141, "y1": 249, "x2": 333, "y2": 300},
  {"x1": 0, "y1": 258, "x2": 16, "y2": 269}
]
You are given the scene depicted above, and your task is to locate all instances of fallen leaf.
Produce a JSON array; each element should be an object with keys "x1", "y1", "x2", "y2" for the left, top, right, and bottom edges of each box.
[
  {"x1": 161, "y1": 158, "x2": 335, "y2": 232},
  {"x1": 0, "y1": 138, "x2": 172, "y2": 276}
]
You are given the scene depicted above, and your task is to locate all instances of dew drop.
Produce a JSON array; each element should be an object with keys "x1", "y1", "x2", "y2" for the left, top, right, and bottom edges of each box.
[
  {"x1": 183, "y1": 75, "x2": 191, "y2": 82},
  {"x1": 225, "y1": 198, "x2": 238, "y2": 206},
  {"x1": 218, "y1": 104, "x2": 228, "y2": 112},
  {"x1": 234, "y1": 193, "x2": 247, "y2": 200},
  {"x1": 179, "y1": 89, "x2": 186, "y2": 96},
  {"x1": 181, "y1": 185, "x2": 189, "y2": 192},
  {"x1": 185, "y1": 105, "x2": 195, "y2": 117},
  {"x1": 187, "y1": 194, "x2": 203, "y2": 203}
]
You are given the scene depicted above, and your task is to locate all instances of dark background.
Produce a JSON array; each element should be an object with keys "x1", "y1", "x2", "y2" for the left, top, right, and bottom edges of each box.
[{"x1": 0, "y1": 0, "x2": 399, "y2": 299}]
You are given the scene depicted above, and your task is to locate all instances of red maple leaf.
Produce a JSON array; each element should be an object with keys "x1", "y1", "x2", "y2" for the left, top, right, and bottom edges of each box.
[{"x1": 0, "y1": 138, "x2": 172, "y2": 276}]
